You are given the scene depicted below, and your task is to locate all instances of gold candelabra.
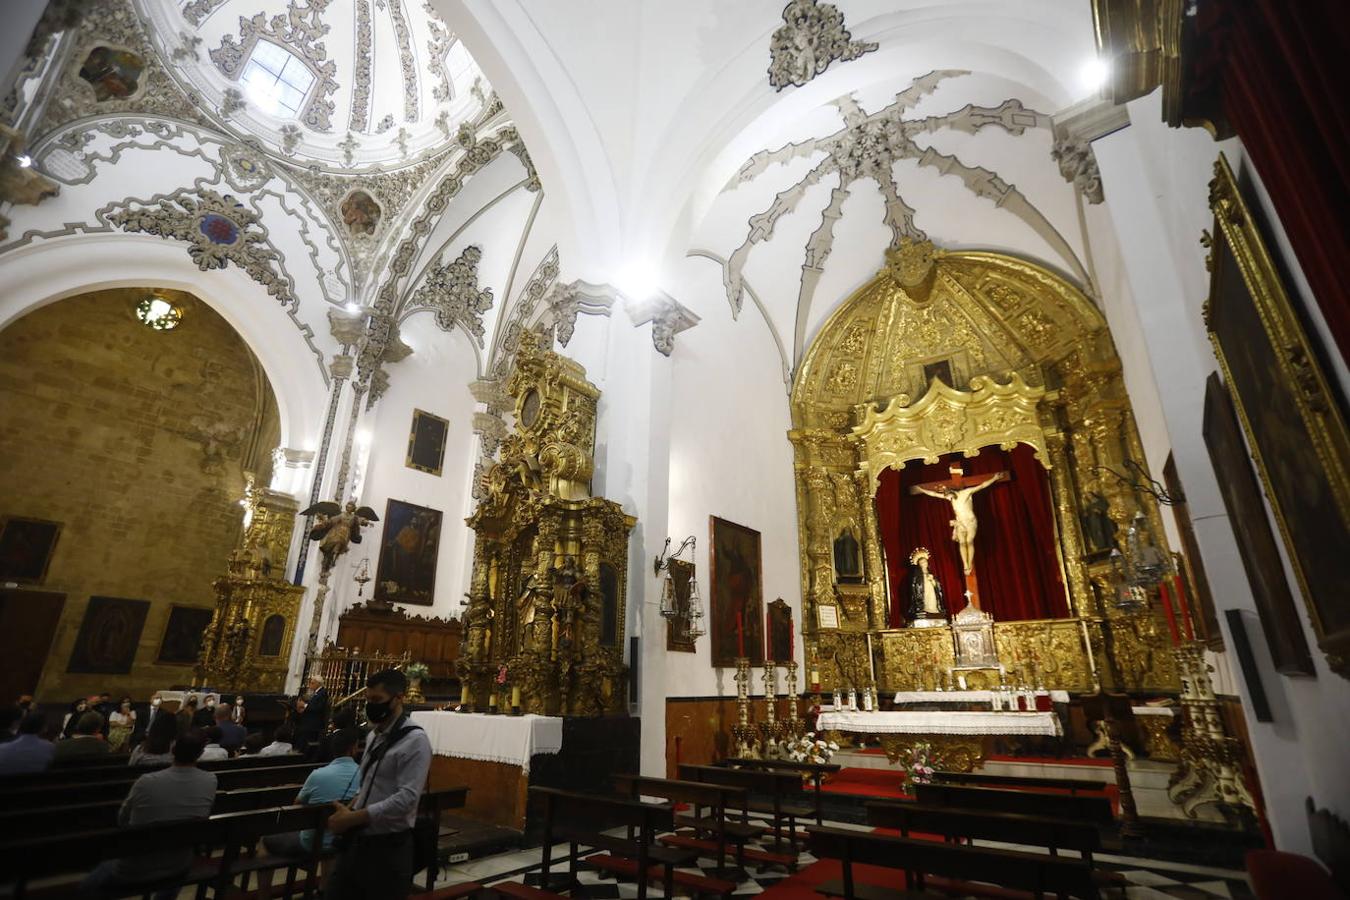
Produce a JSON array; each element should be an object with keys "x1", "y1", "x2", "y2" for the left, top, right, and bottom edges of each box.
[{"x1": 732, "y1": 657, "x2": 758, "y2": 757}]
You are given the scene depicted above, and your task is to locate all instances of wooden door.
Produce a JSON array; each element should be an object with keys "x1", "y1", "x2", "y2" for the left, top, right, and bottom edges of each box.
[{"x1": 0, "y1": 589, "x2": 66, "y2": 700}]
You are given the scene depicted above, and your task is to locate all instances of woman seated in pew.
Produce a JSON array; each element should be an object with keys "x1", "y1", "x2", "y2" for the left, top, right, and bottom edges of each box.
[
  {"x1": 107, "y1": 697, "x2": 135, "y2": 753},
  {"x1": 129, "y1": 711, "x2": 178, "y2": 766}
]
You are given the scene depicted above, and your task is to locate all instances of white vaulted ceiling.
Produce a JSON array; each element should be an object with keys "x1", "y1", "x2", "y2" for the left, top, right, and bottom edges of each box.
[{"x1": 139, "y1": 0, "x2": 489, "y2": 169}]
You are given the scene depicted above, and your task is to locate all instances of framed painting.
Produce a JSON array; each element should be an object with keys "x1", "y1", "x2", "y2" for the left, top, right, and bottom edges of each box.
[
  {"x1": 1203, "y1": 375, "x2": 1313, "y2": 674},
  {"x1": 1162, "y1": 454, "x2": 1222, "y2": 652},
  {"x1": 68, "y1": 596, "x2": 150, "y2": 674},
  {"x1": 665, "y1": 558, "x2": 696, "y2": 653},
  {"x1": 709, "y1": 516, "x2": 764, "y2": 668},
  {"x1": 406, "y1": 409, "x2": 449, "y2": 476},
  {"x1": 766, "y1": 598, "x2": 794, "y2": 663},
  {"x1": 156, "y1": 605, "x2": 214, "y2": 665},
  {"x1": 1206, "y1": 152, "x2": 1350, "y2": 678},
  {"x1": 0, "y1": 516, "x2": 62, "y2": 584},
  {"x1": 374, "y1": 499, "x2": 442, "y2": 607}
]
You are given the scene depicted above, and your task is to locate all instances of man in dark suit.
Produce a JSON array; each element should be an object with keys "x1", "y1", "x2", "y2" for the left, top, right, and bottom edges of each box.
[{"x1": 295, "y1": 675, "x2": 329, "y2": 753}]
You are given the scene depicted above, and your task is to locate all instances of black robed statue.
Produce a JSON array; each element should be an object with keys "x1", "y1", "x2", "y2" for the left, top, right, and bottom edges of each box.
[{"x1": 905, "y1": 546, "x2": 948, "y2": 622}]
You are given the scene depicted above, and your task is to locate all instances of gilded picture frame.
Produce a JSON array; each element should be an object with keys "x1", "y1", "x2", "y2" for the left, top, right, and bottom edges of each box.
[
  {"x1": 709, "y1": 516, "x2": 765, "y2": 668},
  {"x1": 406, "y1": 409, "x2": 449, "y2": 476},
  {"x1": 1204, "y1": 153, "x2": 1350, "y2": 678}
]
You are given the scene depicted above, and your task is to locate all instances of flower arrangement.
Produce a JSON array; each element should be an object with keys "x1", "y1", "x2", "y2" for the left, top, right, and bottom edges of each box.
[
  {"x1": 404, "y1": 661, "x2": 430, "y2": 682},
  {"x1": 780, "y1": 731, "x2": 840, "y2": 765},
  {"x1": 895, "y1": 742, "x2": 939, "y2": 793}
]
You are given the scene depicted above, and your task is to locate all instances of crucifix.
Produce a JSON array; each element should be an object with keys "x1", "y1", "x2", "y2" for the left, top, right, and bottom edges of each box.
[{"x1": 909, "y1": 463, "x2": 1009, "y2": 608}]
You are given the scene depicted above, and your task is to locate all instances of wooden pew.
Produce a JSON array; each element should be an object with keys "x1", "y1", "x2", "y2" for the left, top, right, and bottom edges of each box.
[
  {"x1": 0, "y1": 762, "x2": 322, "y2": 811},
  {"x1": 914, "y1": 782, "x2": 1115, "y2": 826},
  {"x1": 50, "y1": 752, "x2": 132, "y2": 769},
  {"x1": 933, "y1": 770, "x2": 1108, "y2": 797},
  {"x1": 808, "y1": 825, "x2": 1100, "y2": 900},
  {"x1": 723, "y1": 757, "x2": 841, "y2": 826},
  {"x1": 530, "y1": 785, "x2": 733, "y2": 900},
  {"x1": 679, "y1": 763, "x2": 812, "y2": 852},
  {"x1": 866, "y1": 799, "x2": 1104, "y2": 866},
  {"x1": 0, "y1": 751, "x2": 306, "y2": 791}
]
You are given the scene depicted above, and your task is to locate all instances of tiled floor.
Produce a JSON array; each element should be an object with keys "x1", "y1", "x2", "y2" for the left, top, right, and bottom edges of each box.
[{"x1": 430, "y1": 817, "x2": 1255, "y2": 899}]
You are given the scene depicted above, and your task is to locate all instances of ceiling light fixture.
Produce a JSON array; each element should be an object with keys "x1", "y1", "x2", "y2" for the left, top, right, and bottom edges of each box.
[
  {"x1": 135, "y1": 294, "x2": 183, "y2": 331},
  {"x1": 1079, "y1": 58, "x2": 1110, "y2": 95}
]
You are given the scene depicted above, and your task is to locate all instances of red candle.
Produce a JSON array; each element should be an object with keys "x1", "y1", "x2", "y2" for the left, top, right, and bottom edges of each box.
[
  {"x1": 1174, "y1": 575, "x2": 1195, "y2": 640},
  {"x1": 789, "y1": 618, "x2": 795, "y2": 660},
  {"x1": 1158, "y1": 580, "x2": 1180, "y2": 645},
  {"x1": 736, "y1": 611, "x2": 745, "y2": 657}
]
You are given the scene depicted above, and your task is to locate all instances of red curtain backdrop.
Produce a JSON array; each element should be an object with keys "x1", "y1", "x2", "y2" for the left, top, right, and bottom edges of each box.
[
  {"x1": 1205, "y1": 0, "x2": 1350, "y2": 360},
  {"x1": 876, "y1": 444, "x2": 1069, "y2": 625}
]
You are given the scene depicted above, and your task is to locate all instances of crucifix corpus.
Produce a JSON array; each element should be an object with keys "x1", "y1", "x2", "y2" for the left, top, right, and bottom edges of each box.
[{"x1": 909, "y1": 463, "x2": 1009, "y2": 608}]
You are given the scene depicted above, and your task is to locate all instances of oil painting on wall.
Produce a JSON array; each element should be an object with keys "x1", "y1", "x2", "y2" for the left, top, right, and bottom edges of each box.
[
  {"x1": 156, "y1": 605, "x2": 214, "y2": 665},
  {"x1": 68, "y1": 596, "x2": 150, "y2": 674},
  {"x1": 375, "y1": 499, "x2": 442, "y2": 607},
  {"x1": 709, "y1": 516, "x2": 764, "y2": 668}
]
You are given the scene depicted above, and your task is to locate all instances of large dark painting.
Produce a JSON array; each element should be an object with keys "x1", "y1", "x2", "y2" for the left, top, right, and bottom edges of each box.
[
  {"x1": 68, "y1": 596, "x2": 150, "y2": 674},
  {"x1": 258, "y1": 614, "x2": 286, "y2": 657},
  {"x1": 709, "y1": 516, "x2": 764, "y2": 668},
  {"x1": 1207, "y1": 153, "x2": 1350, "y2": 676},
  {"x1": 406, "y1": 409, "x2": 449, "y2": 476},
  {"x1": 0, "y1": 516, "x2": 62, "y2": 584},
  {"x1": 156, "y1": 605, "x2": 214, "y2": 665},
  {"x1": 1202, "y1": 375, "x2": 1314, "y2": 675},
  {"x1": 766, "y1": 598, "x2": 794, "y2": 663},
  {"x1": 375, "y1": 499, "x2": 442, "y2": 607}
]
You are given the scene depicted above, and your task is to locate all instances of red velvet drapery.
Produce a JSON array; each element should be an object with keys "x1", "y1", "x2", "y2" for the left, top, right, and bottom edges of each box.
[{"x1": 876, "y1": 444, "x2": 1069, "y2": 625}]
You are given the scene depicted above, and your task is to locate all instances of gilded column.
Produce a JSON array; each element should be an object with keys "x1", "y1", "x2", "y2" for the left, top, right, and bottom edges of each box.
[{"x1": 856, "y1": 467, "x2": 888, "y2": 630}]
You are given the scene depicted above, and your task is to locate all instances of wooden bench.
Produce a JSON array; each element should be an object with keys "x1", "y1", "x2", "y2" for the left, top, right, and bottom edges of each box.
[
  {"x1": 933, "y1": 770, "x2": 1108, "y2": 797},
  {"x1": 0, "y1": 762, "x2": 322, "y2": 811},
  {"x1": 531, "y1": 785, "x2": 734, "y2": 900},
  {"x1": 914, "y1": 782, "x2": 1116, "y2": 826},
  {"x1": 679, "y1": 763, "x2": 812, "y2": 851},
  {"x1": 808, "y1": 825, "x2": 1100, "y2": 900},
  {"x1": 724, "y1": 757, "x2": 841, "y2": 826},
  {"x1": 0, "y1": 752, "x2": 307, "y2": 791},
  {"x1": 866, "y1": 800, "x2": 1105, "y2": 866}
]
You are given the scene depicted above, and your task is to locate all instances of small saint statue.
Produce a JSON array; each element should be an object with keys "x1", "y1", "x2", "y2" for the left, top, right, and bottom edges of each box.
[{"x1": 905, "y1": 547, "x2": 948, "y2": 623}]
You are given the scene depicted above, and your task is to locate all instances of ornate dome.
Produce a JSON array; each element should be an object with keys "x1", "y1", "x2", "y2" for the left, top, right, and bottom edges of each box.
[{"x1": 136, "y1": 0, "x2": 489, "y2": 170}]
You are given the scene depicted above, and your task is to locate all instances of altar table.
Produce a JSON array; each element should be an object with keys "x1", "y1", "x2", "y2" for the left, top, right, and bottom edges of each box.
[
  {"x1": 411, "y1": 711, "x2": 564, "y2": 830},
  {"x1": 891, "y1": 689, "x2": 1071, "y2": 707},
  {"x1": 817, "y1": 709, "x2": 1062, "y2": 772}
]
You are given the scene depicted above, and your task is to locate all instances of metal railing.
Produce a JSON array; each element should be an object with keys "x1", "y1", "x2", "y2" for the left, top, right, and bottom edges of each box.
[{"x1": 303, "y1": 645, "x2": 410, "y2": 720}]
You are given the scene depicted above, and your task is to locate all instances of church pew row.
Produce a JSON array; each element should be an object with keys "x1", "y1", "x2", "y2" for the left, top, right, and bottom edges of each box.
[
  {"x1": 530, "y1": 785, "x2": 736, "y2": 900},
  {"x1": 0, "y1": 751, "x2": 305, "y2": 790},
  {"x1": 932, "y1": 770, "x2": 1109, "y2": 796},
  {"x1": 678, "y1": 764, "x2": 815, "y2": 852},
  {"x1": 807, "y1": 825, "x2": 1101, "y2": 900},
  {"x1": 865, "y1": 800, "x2": 1104, "y2": 865},
  {"x1": 914, "y1": 781, "x2": 1116, "y2": 826},
  {"x1": 0, "y1": 762, "x2": 322, "y2": 811},
  {"x1": 722, "y1": 757, "x2": 841, "y2": 826}
]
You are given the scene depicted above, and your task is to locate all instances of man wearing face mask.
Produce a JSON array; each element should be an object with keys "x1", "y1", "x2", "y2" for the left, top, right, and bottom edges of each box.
[{"x1": 323, "y1": 669, "x2": 430, "y2": 900}]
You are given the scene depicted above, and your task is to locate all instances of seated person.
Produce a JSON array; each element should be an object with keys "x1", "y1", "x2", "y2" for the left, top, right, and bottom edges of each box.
[
  {"x1": 239, "y1": 732, "x2": 268, "y2": 755},
  {"x1": 263, "y1": 728, "x2": 363, "y2": 857},
  {"x1": 80, "y1": 731, "x2": 217, "y2": 898},
  {"x1": 130, "y1": 711, "x2": 179, "y2": 766},
  {"x1": 0, "y1": 713, "x2": 54, "y2": 774},
  {"x1": 199, "y1": 726, "x2": 229, "y2": 762},
  {"x1": 52, "y1": 711, "x2": 111, "y2": 765},
  {"x1": 214, "y1": 705, "x2": 246, "y2": 753},
  {"x1": 315, "y1": 705, "x2": 358, "y2": 762},
  {"x1": 258, "y1": 724, "x2": 297, "y2": 756}
]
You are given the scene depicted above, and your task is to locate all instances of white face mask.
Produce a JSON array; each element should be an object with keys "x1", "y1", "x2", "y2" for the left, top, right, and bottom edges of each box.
[
  {"x1": 151, "y1": 699, "x2": 161, "y2": 707},
  {"x1": 206, "y1": 700, "x2": 216, "y2": 708}
]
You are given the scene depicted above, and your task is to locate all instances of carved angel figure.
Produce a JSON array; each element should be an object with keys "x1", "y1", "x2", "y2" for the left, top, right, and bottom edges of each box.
[{"x1": 301, "y1": 500, "x2": 379, "y2": 573}]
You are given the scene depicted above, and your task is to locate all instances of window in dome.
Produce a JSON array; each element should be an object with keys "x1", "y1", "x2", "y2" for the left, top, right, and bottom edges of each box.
[{"x1": 239, "y1": 40, "x2": 315, "y2": 118}]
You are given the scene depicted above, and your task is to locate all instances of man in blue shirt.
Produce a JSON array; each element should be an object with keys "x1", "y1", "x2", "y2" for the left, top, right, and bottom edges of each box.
[
  {"x1": 263, "y1": 728, "x2": 362, "y2": 858},
  {"x1": 0, "y1": 713, "x2": 54, "y2": 773}
]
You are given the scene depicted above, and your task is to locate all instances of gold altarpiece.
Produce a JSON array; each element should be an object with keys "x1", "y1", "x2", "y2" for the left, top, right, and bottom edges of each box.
[
  {"x1": 791, "y1": 240, "x2": 1181, "y2": 697},
  {"x1": 195, "y1": 476, "x2": 306, "y2": 693},
  {"x1": 459, "y1": 331, "x2": 635, "y2": 716}
]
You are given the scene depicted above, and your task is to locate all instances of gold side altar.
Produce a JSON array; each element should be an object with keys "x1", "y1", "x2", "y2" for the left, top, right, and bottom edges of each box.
[
  {"x1": 458, "y1": 331, "x2": 635, "y2": 717},
  {"x1": 792, "y1": 240, "x2": 1181, "y2": 699},
  {"x1": 195, "y1": 476, "x2": 306, "y2": 693}
]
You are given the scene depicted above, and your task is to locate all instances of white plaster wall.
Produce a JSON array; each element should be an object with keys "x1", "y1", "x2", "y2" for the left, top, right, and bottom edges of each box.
[{"x1": 1093, "y1": 91, "x2": 1350, "y2": 852}]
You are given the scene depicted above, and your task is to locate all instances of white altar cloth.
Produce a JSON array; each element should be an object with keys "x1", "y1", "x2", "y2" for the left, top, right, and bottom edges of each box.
[
  {"x1": 891, "y1": 689, "x2": 1070, "y2": 706},
  {"x1": 410, "y1": 711, "x2": 563, "y2": 773},
  {"x1": 818, "y1": 710, "x2": 1062, "y2": 737}
]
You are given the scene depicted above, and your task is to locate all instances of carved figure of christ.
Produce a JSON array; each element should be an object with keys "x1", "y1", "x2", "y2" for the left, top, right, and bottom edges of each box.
[{"x1": 909, "y1": 466, "x2": 1010, "y2": 577}]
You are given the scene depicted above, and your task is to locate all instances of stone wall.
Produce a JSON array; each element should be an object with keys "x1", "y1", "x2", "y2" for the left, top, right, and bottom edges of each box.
[{"x1": 0, "y1": 288, "x2": 279, "y2": 702}]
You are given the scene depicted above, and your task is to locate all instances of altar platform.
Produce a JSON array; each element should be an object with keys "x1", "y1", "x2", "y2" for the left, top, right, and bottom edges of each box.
[{"x1": 817, "y1": 708, "x2": 1063, "y2": 772}]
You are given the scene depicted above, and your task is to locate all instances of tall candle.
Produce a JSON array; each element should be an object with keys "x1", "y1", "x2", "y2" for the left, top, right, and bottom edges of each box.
[
  {"x1": 736, "y1": 611, "x2": 745, "y2": 657},
  {"x1": 789, "y1": 619, "x2": 795, "y2": 659}
]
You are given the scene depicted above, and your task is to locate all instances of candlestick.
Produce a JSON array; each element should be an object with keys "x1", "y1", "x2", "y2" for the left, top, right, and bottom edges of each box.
[
  {"x1": 763, "y1": 663, "x2": 776, "y2": 725},
  {"x1": 511, "y1": 684, "x2": 521, "y2": 710},
  {"x1": 736, "y1": 611, "x2": 745, "y2": 657},
  {"x1": 786, "y1": 661, "x2": 799, "y2": 723},
  {"x1": 458, "y1": 681, "x2": 470, "y2": 709},
  {"x1": 789, "y1": 619, "x2": 795, "y2": 660}
]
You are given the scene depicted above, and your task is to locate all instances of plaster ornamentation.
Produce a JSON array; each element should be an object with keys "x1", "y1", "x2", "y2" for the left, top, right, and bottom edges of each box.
[
  {"x1": 387, "y1": 0, "x2": 420, "y2": 122},
  {"x1": 468, "y1": 377, "x2": 512, "y2": 413},
  {"x1": 338, "y1": 130, "x2": 359, "y2": 166},
  {"x1": 350, "y1": 0, "x2": 373, "y2": 132},
  {"x1": 222, "y1": 143, "x2": 272, "y2": 189},
  {"x1": 767, "y1": 0, "x2": 877, "y2": 91},
  {"x1": 375, "y1": 113, "x2": 395, "y2": 133},
  {"x1": 472, "y1": 410, "x2": 508, "y2": 457},
  {"x1": 278, "y1": 123, "x2": 302, "y2": 155},
  {"x1": 181, "y1": 0, "x2": 226, "y2": 27},
  {"x1": 329, "y1": 353, "x2": 355, "y2": 379},
  {"x1": 627, "y1": 293, "x2": 701, "y2": 357},
  {"x1": 395, "y1": 126, "x2": 411, "y2": 157},
  {"x1": 210, "y1": 0, "x2": 339, "y2": 132},
  {"x1": 327, "y1": 306, "x2": 367, "y2": 346},
  {"x1": 104, "y1": 187, "x2": 294, "y2": 306},
  {"x1": 172, "y1": 31, "x2": 203, "y2": 62},
  {"x1": 220, "y1": 86, "x2": 245, "y2": 117},
  {"x1": 508, "y1": 140, "x2": 542, "y2": 192},
  {"x1": 405, "y1": 244, "x2": 495, "y2": 344},
  {"x1": 723, "y1": 70, "x2": 1086, "y2": 344},
  {"x1": 1051, "y1": 132, "x2": 1104, "y2": 204},
  {"x1": 424, "y1": 2, "x2": 453, "y2": 102},
  {"x1": 490, "y1": 244, "x2": 559, "y2": 379},
  {"x1": 547, "y1": 282, "x2": 580, "y2": 347}
]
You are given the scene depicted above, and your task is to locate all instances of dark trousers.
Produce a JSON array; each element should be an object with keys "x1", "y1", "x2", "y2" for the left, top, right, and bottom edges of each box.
[{"x1": 322, "y1": 830, "x2": 414, "y2": 900}]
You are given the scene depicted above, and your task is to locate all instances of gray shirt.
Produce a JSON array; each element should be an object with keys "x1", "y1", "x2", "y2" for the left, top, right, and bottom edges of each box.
[
  {"x1": 116, "y1": 765, "x2": 218, "y2": 880},
  {"x1": 352, "y1": 720, "x2": 431, "y2": 834}
]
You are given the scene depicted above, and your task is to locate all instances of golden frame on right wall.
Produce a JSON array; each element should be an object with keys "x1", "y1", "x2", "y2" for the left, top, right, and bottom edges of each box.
[{"x1": 1204, "y1": 152, "x2": 1350, "y2": 679}]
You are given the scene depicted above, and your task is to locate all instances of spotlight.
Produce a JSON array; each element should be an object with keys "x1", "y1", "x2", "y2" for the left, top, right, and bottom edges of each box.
[
  {"x1": 16, "y1": 154, "x2": 32, "y2": 168},
  {"x1": 615, "y1": 260, "x2": 660, "y2": 301},
  {"x1": 1079, "y1": 58, "x2": 1110, "y2": 94}
]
